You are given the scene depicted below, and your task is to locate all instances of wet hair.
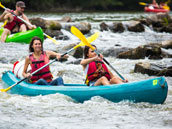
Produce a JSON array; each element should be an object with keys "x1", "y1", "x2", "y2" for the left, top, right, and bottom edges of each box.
[
  {"x1": 83, "y1": 44, "x2": 96, "y2": 59},
  {"x1": 29, "y1": 36, "x2": 43, "y2": 52}
]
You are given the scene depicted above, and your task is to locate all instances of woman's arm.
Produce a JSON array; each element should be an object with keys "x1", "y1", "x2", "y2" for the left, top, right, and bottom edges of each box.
[
  {"x1": 46, "y1": 51, "x2": 68, "y2": 60},
  {"x1": 80, "y1": 57, "x2": 95, "y2": 66},
  {"x1": 22, "y1": 56, "x2": 31, "y2": 78},
  {"x1": 80, "y1": 56, "x2": 100, "y2": 70},
  {"x1": 80, "y1": 54, "x2": 104, "y2": 67}
]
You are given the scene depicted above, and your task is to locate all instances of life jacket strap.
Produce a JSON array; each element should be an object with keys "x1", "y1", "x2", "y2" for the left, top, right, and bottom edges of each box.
[
  {"x1": 32, "y1": 71, "x2": 51, "y2": 76},
  {"x1": 32, "y1": 61, "x2": 44, "y2": 64}
]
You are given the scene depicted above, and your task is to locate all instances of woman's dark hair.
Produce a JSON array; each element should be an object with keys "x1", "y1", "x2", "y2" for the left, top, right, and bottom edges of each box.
[
  {"x1": 84, "y1": 44, "x2": 96, "y2": 59},
  {"x1": 29, "y1": 36, "x2": 43, "y2": 52}
]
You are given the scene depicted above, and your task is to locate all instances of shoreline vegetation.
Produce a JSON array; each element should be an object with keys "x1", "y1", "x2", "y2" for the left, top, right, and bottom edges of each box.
[{"x1": 1, "y1": 0, "x2": 170, "y2": 12}]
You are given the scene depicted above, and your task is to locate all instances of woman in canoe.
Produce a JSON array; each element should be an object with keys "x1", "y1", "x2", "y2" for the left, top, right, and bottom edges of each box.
[
  {"x1": 22, "y1": 36, "x2": 68, "y2": 85},
  {"x1": 80, "y1": 45, "x2": 128, "y2": 86}
]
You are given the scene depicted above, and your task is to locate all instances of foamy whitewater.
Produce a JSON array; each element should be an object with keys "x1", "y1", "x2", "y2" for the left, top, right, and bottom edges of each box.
[{"x1": 0, "y1": 12, "x2": 172, "y2": 129}]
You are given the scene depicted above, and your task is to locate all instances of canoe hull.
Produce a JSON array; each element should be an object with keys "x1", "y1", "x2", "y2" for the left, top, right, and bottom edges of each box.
[
  {"x1": 144, "y1": 7, "x2": 169, "y2": 13},
  {"x1": 0, "y1": 27, "x2": 44, "y2": 44},
  {"x1": 2, "y1": 71, "x2": 168, "y2": 104}
]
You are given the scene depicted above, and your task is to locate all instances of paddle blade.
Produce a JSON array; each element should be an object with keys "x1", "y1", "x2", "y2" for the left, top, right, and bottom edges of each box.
[
  {"x1": 0, "y1": 2, "x2": 5, "y2": 9},
  {"x1": 44, "y1": 33, "x2": 59, "y2": 45},
  {"x1": 0, "y1": 89, "x2": 6, "y2": 92},
  {"x1": 139, "y1": 2, "x2": 147, "y2": 6},
  {"x1": 163, "y1": 6, "x2": 170, "y2": 10},
  {"x1": 1, "y1": 20, "x2": 7, "y2": 27},
  {"x1": 0, "y1": 86, "x2": 12, "y2": 92},
  {"x1": 71, "y1": 26, "x2": 96, "y2": 50},
  {"x1": 78, "y1": 32, "x2": 99, "y2": 47},
  {"x1": 81, "y1": 32, "x2": 99, "y2": 46}
]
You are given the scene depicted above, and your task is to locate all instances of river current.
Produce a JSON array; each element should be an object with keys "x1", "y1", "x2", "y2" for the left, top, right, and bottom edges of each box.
[{"x1": 0, "y1": 12, "x2": 172, "y2": 129}]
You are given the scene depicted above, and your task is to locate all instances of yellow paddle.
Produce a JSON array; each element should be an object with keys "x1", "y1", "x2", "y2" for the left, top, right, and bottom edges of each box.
[
  {"x1": 1, "y1": 20, "x2": 7, "y2": 27},
  {"x1": 162, "y1": 5, "x2": 170, "y2": 10},
  {"x1": 0, "y1": 32, "x2": 99, "y2": 92},
  {"x1": 139, "y1": 2, "x2": 148, "y2": 6},
  {"x1": 70, "y1": 26, "x2": 125, "y2": 80},
  {"x1": 0, "y1": 2, "x2": 59, "y2": 45},
  {"x1": 77, "y1": 32, "x2": 99, "y2": 48},
  {"x1": 162, "y1": 0, "x2": 170, "y2": 10}
]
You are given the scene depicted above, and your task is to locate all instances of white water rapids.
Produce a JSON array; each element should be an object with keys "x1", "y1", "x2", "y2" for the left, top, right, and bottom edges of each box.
[{"x1": 0, "y1": 12, "x2": 172, "y2": 129}]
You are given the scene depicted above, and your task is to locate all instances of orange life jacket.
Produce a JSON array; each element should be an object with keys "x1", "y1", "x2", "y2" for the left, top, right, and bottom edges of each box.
[
  {"x1": 29, "y1": 51, "x2": 53, "y2": 83},
  {"x1": 86, "y1": 61, "x2": 111, "y2": 85}
]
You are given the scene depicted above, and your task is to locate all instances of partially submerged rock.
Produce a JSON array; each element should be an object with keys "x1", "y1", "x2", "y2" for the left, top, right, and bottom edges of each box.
[
  {"x1": 134, "y1": 62, "x2": 172, "y2": 76},
  {"x1": 102, "y1": 47, "x2": 131, "y2": 57},
  {"x1": 63, "y1": 22, "x2": 91, "y2": 34},
  {"x1": 126, "y1": 21, "x2": 145, "y2": 32},
  {"x1": 117, "y1": 45, "x2": 163, "y2": 59}
]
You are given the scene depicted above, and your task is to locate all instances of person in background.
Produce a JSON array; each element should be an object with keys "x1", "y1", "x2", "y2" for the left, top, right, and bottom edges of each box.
[
  {"x1": 159, "y1": 2, "x2": 168, "y2": 9},
  {"x1": 0, "y1": 1, "x2": 36, "y2": 42},
  {"x1": 151, "y1": 0, "x2": 159, "y2": 9},
  {"x1": 23, "y1": 36, "x2": 68, "y2": 86},
  {"x1": 80, "y1": 45, "x2": 128, "y2": 86}
]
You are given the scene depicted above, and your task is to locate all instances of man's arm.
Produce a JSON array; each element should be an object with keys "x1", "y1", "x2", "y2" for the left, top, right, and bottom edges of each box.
[
  {"x1": 3, "y1": 13, "x2": 11, "y2": 22},
  {"x1": 0, "y1": 9, "x2": 11, "y2": 22},
  {"x1": 0, "y1": 10, "x2": 8, "y2": 22},
  {"x1": 22, "y1": 14, "x2": 36, "y2": 30}
]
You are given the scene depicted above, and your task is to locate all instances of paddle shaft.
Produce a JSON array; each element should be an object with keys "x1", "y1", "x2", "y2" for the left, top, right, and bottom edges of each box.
[
  {"x1": 61, "y1": 48, "x2": 75, "y2": 57},
  {"x1": 5, "y1": 58, "x2": 58, "y2": 91}
]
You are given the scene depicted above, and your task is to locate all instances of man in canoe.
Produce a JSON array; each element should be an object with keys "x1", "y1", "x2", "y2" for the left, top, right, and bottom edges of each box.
[
  {"x1": 0, "y1": 1, "x2": 36, "y2": 42},
  {"x1": 80, "y1": 45, "x2": 128, "y2": 86},
  {"x1": 22, "y1": 36, "x2": 68, "y2": 86}
]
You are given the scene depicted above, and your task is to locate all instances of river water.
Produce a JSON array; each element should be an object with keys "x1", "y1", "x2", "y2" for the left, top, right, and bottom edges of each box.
[{"x1": 0, "y1": 12, "x2": 172, "y2": 129}]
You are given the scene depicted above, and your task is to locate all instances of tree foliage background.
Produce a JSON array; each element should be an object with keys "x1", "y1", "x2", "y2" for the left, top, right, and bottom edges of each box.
[{"x1": 1, "y1": 0, "x2": 171, "y2": 12}]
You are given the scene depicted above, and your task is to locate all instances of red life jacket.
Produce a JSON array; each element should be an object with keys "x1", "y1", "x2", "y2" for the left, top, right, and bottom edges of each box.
[
  {"x1": 29, "y1": 51, "x2": 53, "y2": 83},
  {"x1": 86, "y1": 61, "x2": 111, "y2": 83},
  {"x1": 4, "y1": 11, "x2": 24, "y2": 31}
]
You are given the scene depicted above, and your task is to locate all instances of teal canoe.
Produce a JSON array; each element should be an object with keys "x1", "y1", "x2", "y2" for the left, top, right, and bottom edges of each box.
[
  {"x1": 0, "y1": 27, "x2": 44, "y2": 44},
  {"x1": 2, "y1": 71, "x2": 168, "y2": 104}
]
